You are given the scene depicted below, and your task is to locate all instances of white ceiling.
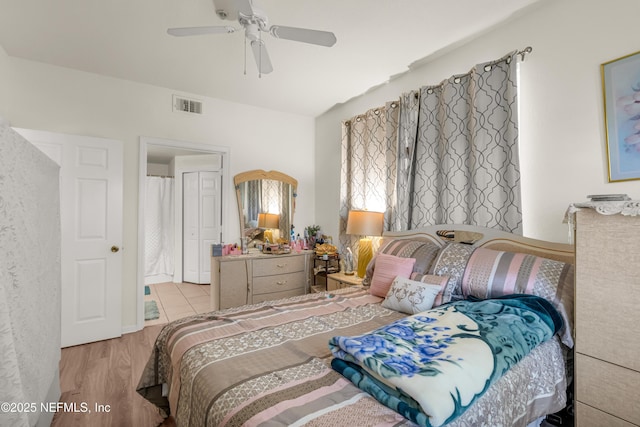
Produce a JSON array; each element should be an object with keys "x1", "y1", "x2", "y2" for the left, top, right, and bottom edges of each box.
[{"x1": 0, "y1": 0, "x2": 541, "y2": 117}]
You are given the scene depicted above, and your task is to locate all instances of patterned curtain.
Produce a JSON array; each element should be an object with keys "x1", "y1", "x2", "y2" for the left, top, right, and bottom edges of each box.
[
  {"x1": 245, "y1": 180, "x2": 262, "y2": 226},
  {"x1": 340, "y1": 50, "x2": 522, "y2": 247},
  {"x1": 339, "y1": 103, "x2": 399, "y2": 253},
  {"x1": 407, "y1": 51, "x2": 521, "y2": 233},
  {"x1": 392, "y1": 90, "x2": 421, "y2": 231},
  {"x1": 277, "y1": 180, "x2": 293, "y2": 240}
]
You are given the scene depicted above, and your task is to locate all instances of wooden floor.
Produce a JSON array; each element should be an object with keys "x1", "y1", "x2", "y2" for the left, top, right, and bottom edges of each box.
[{"x1": 52, "y1": 324, "x2": 175, "y2": 427}]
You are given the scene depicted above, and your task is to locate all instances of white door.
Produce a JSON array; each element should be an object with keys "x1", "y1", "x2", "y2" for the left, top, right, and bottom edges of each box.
[
  {"x1": 199, "y1": 171, "x2": 221, "y2": 282},
  {"x1": 183, "y1": 171, "x2": 221, "y2": 284},
  {"x1": 183, "y1": 172, "x2": 199, "y2": 283},
  {"x1": 16, "y1": 128, "x2": 123, "y2": 347}
]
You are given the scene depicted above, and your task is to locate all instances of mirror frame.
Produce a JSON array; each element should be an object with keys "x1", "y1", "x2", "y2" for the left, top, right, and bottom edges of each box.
[{"x1": 234, "y1": 169, "x2": 298, "y2": 243}]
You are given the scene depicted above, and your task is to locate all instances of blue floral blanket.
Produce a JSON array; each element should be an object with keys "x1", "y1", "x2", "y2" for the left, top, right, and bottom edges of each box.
[{"x1": 329, "y1": 294, "x2": 563, "y2": 427}]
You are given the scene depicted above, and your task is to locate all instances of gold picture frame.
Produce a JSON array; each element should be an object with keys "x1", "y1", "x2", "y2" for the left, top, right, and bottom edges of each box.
[{"x1": 602, "y1": 49, "x2": 640, "y2": 182}]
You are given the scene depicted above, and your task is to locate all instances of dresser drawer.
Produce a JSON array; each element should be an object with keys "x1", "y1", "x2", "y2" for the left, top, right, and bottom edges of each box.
[
  {"x1": 252, "y1": 288, "x2": 306, "y2": 304},
  {"x1": 253, "y1": 256, "x2": 305, "y2": 277},
  {"x1": 253, "y1": 271, "x2": 306, "y2": 295},
  {"x1": 576, "y1": 353, "x2": 640, "y2": 425},
  {"x1": 576, "y1": 402, "x2": 637, "y2": 427}
]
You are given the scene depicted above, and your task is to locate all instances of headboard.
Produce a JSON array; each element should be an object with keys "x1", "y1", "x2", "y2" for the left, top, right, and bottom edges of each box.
[{"x1": 382, "y1": 224, "x2": 574, "y2": 265}]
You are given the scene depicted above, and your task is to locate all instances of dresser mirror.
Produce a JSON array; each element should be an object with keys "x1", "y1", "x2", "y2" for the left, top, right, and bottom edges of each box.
[{"x1": 234, "y1": 170, "x2": 297, "y2": 245}]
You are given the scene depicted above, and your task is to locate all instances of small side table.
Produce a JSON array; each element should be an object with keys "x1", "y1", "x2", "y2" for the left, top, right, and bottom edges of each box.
[
  {"x1": 311, "y1": 253, "x2": 340, "y2": 292},
  {"x1": 327, "y1": 271, "x2": 363, "y2": 291}
]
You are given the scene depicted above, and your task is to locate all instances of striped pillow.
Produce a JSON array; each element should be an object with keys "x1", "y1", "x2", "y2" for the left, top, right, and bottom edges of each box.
[
  {"x1": 410, "y1": 273, "x2": 451, "y2": 307},
  {"x1": 462, "y1": 247, "x2": 575, "y2": 347},
  {"x1": 429, "y1": 242, "x2": 477, "y2": 303},
  {"x1": 364, "y1": 239, "x2": 441, "y2": 286}
]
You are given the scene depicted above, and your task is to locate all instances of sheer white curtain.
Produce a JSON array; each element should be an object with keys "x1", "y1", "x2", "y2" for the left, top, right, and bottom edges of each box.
[{"x1": 145, "y1": 176, "x2": 175, "y2": 283}]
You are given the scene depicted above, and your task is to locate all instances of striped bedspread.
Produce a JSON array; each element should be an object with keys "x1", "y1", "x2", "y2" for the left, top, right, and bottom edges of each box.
[
  {"x1": 137, "y1": 288, "x2": 568, "y2": 427},
  {"x1": 137, "y1": 288, "x2": 409, "y2": 426}
]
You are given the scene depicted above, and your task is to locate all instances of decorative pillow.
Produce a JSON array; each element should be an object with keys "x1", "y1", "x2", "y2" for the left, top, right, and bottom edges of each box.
[
  {"x1": 382, "y1": 276, "x2": 442, "y2": 314},
  {"x1": 410, "y1": 273, "x2": 452, "y2": 307},
  {"x1": 363, "y1": 239, "x2": 441, "y2": 287},
  {"x1": 369, "y1": 253, "x2": 416, "y2": 297},
  {"x1": 462, "y1": 247, "x2": 575, "y2": 348},
  {"x1": 429, "y1": 242, "x2": 477, "y2": 304}
]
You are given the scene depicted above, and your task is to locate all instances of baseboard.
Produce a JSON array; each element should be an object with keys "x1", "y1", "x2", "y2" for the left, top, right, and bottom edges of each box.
[{"x1": 122, "y1": 324, "x2": 142, "y2": 335}]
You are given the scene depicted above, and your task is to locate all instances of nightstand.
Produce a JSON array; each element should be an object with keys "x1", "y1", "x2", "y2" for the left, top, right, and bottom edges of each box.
[
  {"x1": 312, "y1": 253, "x2": 340, "y2": 292},
  {"x1": 327, "y1": 271, "x2": 364, "y2": 291}
]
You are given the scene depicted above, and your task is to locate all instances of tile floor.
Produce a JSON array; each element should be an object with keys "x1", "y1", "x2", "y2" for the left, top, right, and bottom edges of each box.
[{"x1": 144, "y1": 281, "x2": 211, "y2": 326}]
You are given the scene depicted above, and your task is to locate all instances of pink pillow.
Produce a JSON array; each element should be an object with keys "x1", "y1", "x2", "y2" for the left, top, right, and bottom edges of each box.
[{"x1": 369, "y1": 253, "x2": 416, "y2": 297}]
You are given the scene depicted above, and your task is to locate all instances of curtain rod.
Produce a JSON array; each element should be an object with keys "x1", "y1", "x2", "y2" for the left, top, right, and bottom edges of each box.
[
  {"x1": 518, "y1": 46, "x2": 533, "y2": 61},
  {"x1": 345, "y1": 47, "x2": 534, "y2": 121},
  {"x1": 407, "y1": 47, "x2": 534, "y2": 99}
]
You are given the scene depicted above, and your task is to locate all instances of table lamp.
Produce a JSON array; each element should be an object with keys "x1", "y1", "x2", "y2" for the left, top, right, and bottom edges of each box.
[
  {"x1": 258, "y1": 213, "x2": 280, "y2": 242},
  {"x1": 346, "y1": 210, "x2": 384, "y2": 278}
]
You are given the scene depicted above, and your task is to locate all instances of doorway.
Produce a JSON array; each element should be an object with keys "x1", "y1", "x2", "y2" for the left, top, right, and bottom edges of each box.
[{"x1": 137, "y1": 136, "x2": 229, "y2": 329}]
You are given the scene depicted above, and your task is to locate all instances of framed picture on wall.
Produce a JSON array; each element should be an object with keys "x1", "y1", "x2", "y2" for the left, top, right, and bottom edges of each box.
[{"x1": 602, "y1": 50, "x2": 640, "y2": 182}]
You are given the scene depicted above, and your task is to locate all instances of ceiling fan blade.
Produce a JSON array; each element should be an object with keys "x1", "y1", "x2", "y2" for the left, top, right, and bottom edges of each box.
[
  {"x1": 250, "y1": 40, "x2": 273, "y2": 74},
  {"x1": 236, "y1": 0, "x2": 255, "y2": 17},
  {"x1": 167, "y1": 26, "x2": 237, "y2": 37},
  {"x1": 269, "y1": 25, "x2": 336, "y2": 47}
]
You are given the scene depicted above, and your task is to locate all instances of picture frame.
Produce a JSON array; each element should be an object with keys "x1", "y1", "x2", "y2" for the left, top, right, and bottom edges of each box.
[{"x1": 602, "y1": 50, "x2": 640, "y2": 182}]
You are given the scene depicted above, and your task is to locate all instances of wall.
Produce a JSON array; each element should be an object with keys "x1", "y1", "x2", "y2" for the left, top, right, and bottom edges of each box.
[
  {"x1": 3, "y1": 57, "x2": 315, "y2": 330},
  {"x1": 315, "y1": 0, "x2": 640, "y2": 244},
  {"x1": 0, "y1": 44, "x2": 9, "y2": 120},
  {"x1": 147, "y1": 162, "x2": 171, "y2": 176}
]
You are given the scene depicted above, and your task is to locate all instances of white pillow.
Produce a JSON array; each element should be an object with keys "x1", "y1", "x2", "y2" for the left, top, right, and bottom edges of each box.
[{"x1": 382, "y1": 276, "x2": 442, "y2": 314}]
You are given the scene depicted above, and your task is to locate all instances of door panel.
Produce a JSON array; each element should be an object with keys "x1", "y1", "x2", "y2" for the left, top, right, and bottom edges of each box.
[
  {"x1": 183, "y1": 172, "x2": 199, "y2": 283},
  {"x1": 76, "y1": 258, "x2": 107, "y2": 320},
  {"x1": 182, "y1": 171, "x2": 221, "y2": 284},
  {"x1": 199, "y1": 172, "x2": 221, "y2": 283},
  {"x1": 77, "y1": 179, "x2": 108, "y2": 238},
  {"x1": 15, "y1": 128, "x2": 123, "y2": 347}
]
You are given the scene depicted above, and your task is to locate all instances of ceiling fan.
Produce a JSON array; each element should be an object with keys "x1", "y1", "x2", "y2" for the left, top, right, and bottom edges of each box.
[{"x1": 167, "y1": 0, "x2": 337, "y2": 75}]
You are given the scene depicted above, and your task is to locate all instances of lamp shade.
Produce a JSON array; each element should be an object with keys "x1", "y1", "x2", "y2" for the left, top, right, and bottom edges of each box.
[
  {"x1": 346, "y1": 210, "x2": 384, "y2": 236},
  {"x1": 258, "y1": 213, "x2": 280, "y2": 229}
]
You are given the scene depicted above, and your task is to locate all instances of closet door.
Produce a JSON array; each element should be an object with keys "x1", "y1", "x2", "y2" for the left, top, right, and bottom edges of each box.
[
  {"x1": 198, "y1": 171, "x2": 221, "y2": 283},
  {"x1": 183, "y1": 171, "x2": 221, "y2": 284},
  {"x1": 183, "y1": 172, "x2": 200, "y2": 283}
]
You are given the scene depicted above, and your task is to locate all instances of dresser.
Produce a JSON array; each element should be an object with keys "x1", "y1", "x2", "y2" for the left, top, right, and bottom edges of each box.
[
  {"x1": 211, "y1": 251, "x2": 313, "y2": 310},
  {"x1": 574, "y1": 207, "x2": 640, "y2": 427}
]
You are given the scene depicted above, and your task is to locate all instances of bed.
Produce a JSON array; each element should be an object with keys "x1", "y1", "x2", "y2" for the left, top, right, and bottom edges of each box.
[{"x1": 137, "y1": 224, "x2": 574, "y2": 427}]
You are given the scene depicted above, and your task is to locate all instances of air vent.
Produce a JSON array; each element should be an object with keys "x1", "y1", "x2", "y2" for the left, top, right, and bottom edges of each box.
[{"x1": 173, "y1": 95, "x2": 203, "y2": 115}]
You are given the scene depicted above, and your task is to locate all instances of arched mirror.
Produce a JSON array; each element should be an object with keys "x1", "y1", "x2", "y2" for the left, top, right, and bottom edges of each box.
[{"x1": 234, "y1": 170, "x2": 297, "y2": 246}]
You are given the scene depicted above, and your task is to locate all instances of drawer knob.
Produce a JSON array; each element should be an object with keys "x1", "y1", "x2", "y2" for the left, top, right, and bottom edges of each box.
[
  {"x1": 276, "y1": 281, "x2": 287, "y2": 286},
  {"x1": 276, "y1": 263, "x2": 287, "y2": 268}
]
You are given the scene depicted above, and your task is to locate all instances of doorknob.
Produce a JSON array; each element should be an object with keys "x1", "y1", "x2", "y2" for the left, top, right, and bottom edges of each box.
[{"x1": 111, "y1": 246, "x2": 120, "y2": 253}]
